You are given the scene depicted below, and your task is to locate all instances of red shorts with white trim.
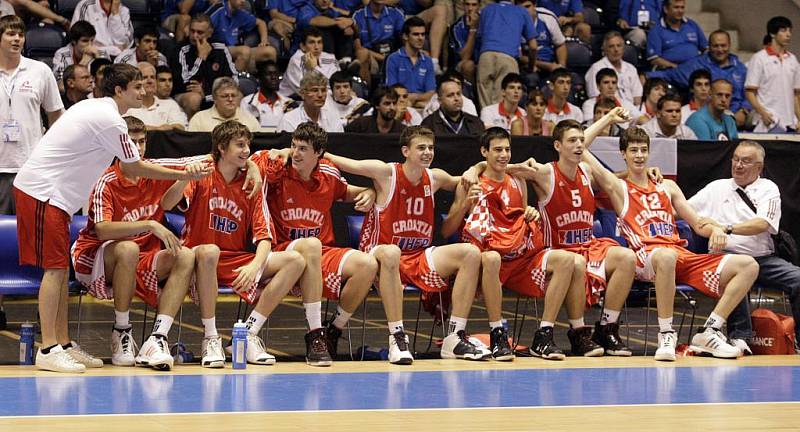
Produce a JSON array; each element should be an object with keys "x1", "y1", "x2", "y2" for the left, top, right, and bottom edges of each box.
[
  {"x1": 500, "y1": 248, "x2": 551, "y2": 298},
  {"x1": 73, "y1": 241, "x2": 163, "y2": 308},
  {"x1": 563, "y1": 237, "x2": 620, "y2": 306},
  {"x1": 14, "y1": 188, "x2": 70, "y2": 269},
  {"x1": 398, "y1": 247, "x2": 450, "y2": 293},
  {"x1": 636, "y1": 244, "x2": 730, "y2": 299},
  {"x1": 275, "y1": 241, "x2": 357, "y2": 300},
  {"x1": 211, "y1": 250, "x2": 274, "y2": 305}
]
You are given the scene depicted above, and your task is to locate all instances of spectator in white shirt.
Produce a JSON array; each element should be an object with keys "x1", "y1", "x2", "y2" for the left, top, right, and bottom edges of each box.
[
  {"x1": 52, "y1": 20, "x2": 109, "y2": 90},
  {"x1": 241, "y1": 60, "x2": 295, "y2": 131},
  {"x1": 125, "y1": 62, "x2": 187, "y2": 130},
  {"x1": 279, "y1": 27, "x2": 339, "y2": 98},
  {"x1": 641, "y1": 93, "x2": 697, "y2": 139},
  {"x1": 542, "y1": 68, "x2": 582, "y2": 124},
  {"x1": 324, "y1": 71, "x2": 370, "y2": 127},
  {"x1": 390, "y1": 83, "x2": 422, "y2": 126},
  {"x1": 278, "y1": 70, "x2": 343, "y2": 132},
  {"x1": 582, "y1": 67, "x2": 645, "y2": 125},
  {"x1": 585, "y1": 31, "x2": 643, "y2": 106},
  {"x1": 114, "y1": 26, "x2": 168, "y2": 68},
  {"x1": 71, "y1": 0, "x2": 133, "y2": 57},
  {"x1": 681, "y1": 68, "x2": 711, "y2": 124},
  {"x1": 188, "y1": 76, "x2": 260, "y2": 131},
  {"x1": 480, "y1": 72, "x2": 527, "y2": 132}
]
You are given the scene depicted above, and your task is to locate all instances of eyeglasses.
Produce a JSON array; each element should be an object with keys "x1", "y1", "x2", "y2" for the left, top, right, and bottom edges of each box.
[
  {"x1": 216, "y1": 93, "x2": 239, "y2": 100},
  {"x1": 731, "y1": 157, "x2": 759, "y2": 167}
]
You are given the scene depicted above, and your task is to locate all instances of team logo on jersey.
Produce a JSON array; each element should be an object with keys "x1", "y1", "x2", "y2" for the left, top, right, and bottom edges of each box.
[
  {"x1": 558, "y1": 228, "x2": 592, "y2": 245},
  {"x1": 647, "y1": 222, "x2": 675, "y2": 237},
  {"x1": 209, "y1": 213, "x2": 239, "y2": 234},
  {"x1": 287, "y1": 197, "x2": 294, "y2": 203},
  {"x1": 290, "y1": 227, "x2": 322, "y2": 240},
  {"x1": 424, "y1": 185, "x2": 431, "y2": 197},
  {"x1": 400, "y1": 188, "x2": 407, "y2": 195},
  {"x1": 392, "y1": 236, "x2": 430, "y2": 251}
]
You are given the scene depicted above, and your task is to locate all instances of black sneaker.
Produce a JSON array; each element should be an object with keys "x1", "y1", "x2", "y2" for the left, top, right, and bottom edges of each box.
[
  {"x1": 591, "y1": 321, "x2": 632, "y2": 356},
  {"x1": 440, "y1": 330, "x2": 491, "y2": 360},
  {"x1": 305, "y1": 328, "x2": 333, "y2": 367},
  {"x1": 567, "y1": 326, "x2": 604, "y2": 357},
  {"x1": 529, "y1": 326, "x2": 565, "y2": 360},
  {"x1": 324, "y1": 321, "x2": 342, "y2": 359},
  {"x1": 489, "y1": 327, "x2": 515, "y2": 361}
]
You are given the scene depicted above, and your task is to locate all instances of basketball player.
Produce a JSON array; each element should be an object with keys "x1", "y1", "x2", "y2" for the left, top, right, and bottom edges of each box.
[
  {"x1": 160, "y1": 121, "x2": 309, "y2": 367},
  {"x1": 580, "y1": 108, "x2": 757, "y2": 360},
  {"x1": 442, "y1": 127, "x2": 593, "y2": 360},
  {"x1": 13, "y1": 64, "x2": 212, "y2": 373},
  {"x1": 325, "y1": 126, "x2": 495, "y2": 360},
  {"x1": 251, "y1": 123, "x2": 406, "y2": 363}
]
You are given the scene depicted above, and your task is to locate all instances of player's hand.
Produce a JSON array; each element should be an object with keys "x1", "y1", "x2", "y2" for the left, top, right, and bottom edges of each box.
[
  {"x1": 647, "y1": 166, "x2": 663, "y2": 183},
  {"x1": 150, "y1": 221, "x2": 182, "y2": 256},
  {"x1": 465, "y1": 184, "x2": 482, "y2": 206},
  {"x1": 232, "y1": 262, "x2": 260, "y2": 293},
  {"x1": 268, "y1": 147, "x2": 291, "y2": 161},
  {"x1": 708, "y1": 227, "x2": 728, "y2": 253},
  {"x1": 243, "y1": 164, "x2": 263, "y2": 199},
  {"x1": 461, "y1": 166, "x2": 479, "y2": 189},
  {"x1": 697, "y1": 217, "x2": 721, "y2": 230},
  {"x1": 508, "y1": 158, "x2": 539, "y2": 179},
  {"x1": 524, "y1": 206, "x2": 540, "y2": 222},
  {"x1": 353, "y1": 188, "x2": 376, "y2": 212},
  {"x1": 606, "y1": 107, "x2": 631, "y2": 124},
  {"x1": 185, "y1": 160, "x2": 213, "y2": 180}
]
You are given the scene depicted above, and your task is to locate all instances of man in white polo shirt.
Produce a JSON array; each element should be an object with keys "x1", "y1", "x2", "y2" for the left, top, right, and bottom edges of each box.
[
  {"x1": 278, "y1": 70, "x2": 343, "y2": 133},
  {"x1": 71, "y1": 0, "x2": 134, "y2": 57},
  {"x1": 13, "y1": 63, "x2": 212, "y2": 373},
  {"x1": 585, "y1": 31, "x2": 643, "y2": 106},
  {"x1": 480, "y1": 72, "x2": 527, "y2": 132},
  {"x1": 542, "y1": 68, "x2": 583, "y2": 125},
  {"x1": 125, "y1": 62, "x2": 187, "y2": 131}
]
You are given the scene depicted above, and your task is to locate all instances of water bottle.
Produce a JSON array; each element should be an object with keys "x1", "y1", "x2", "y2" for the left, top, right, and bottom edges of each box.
[
  {"x1": 19, "y1": 322, "x2": 35, "y2": 365},
  {"x1": 231, "y1": 321, "x2": 248, "y2": 369}
]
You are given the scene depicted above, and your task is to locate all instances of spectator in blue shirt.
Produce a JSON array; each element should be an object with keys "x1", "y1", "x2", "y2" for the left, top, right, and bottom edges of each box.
[
  {"x1": 538, "y1": 0, "x2": 591, "y2": 43},
  {"x1": 353, "y1": 0, "x2": 405, "y2": 87},
  {"x1": 267, "y1": 0, "x2": 306, "y2": 51},
  {"x1": 476, "y1": 0, "x2": 537, "y2": 108},
  {"x1": 449, "y1": 0, "x2": 480, "y2": 84},
  {"x1": 206, "y1": 0, "x2": 276, "y2": 73},
  {"x1": 385, "y1": 16, "x2": 436, "y2": 108},
  {"x1": 647, "y1": 0, "x2": 707, "y2": 69},
  {"x1": 161, "y1": 0, "x2": 209, "y2": 42},
  {"x1": 394, "y1": 0, "x2": 449, "y2": 73},
  {"x1": 517, "y1": 0, "x2": 566, "y2": 81},
  {"x1": 649, "y1": 29, "x2": 750, "y2": 126},
  {"x1": 686, "y1": 79, "x2": 738, "y2": 140},
  {"x1": 615, "y1": 0, "x2": 661, "y2": 48},
  {"x1": 296, "y1": 0, "x2": 356, "y2": 62}
]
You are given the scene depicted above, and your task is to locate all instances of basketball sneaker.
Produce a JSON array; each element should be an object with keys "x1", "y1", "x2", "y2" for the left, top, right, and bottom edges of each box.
[
  {"x1": 489, "y1": 326, "x2": 515, "y2": 361},
  {"x1": 305, "y1": 328, "x2": 333, "y2": 367},
  {"x1": 111, "y1": 327, "x2": 137, "y2": 366},
  {"x1": 729, "y1": 338, "x2": 752, "y2": 356},
  {"x1": 654, "y1": 331, "x2": 677, "y2": 362},
  {"x1": 324, "y1": 321, "x2": 343, "y2": 360},
  {"x1": 246, "y1": 333, "x2": 276, "y2": 365},
  {"x1": 567, "y1": 326, "x2": 604, "y2": 357},
  {"x1": 36, "y1": 345, "x2": 86, "y2": 373},
  {"x1": 388, "y1": 331, "x2": 414, "y2": 365},
  {"x1": 529, "y1": 326, "x2": 565, "y2": 360},
  {"x1": 690, "y1": 327, "x2": 740, "y2": 358},
  {"x1": 202, "y1": 336, "x2": 226, "y2": 368},
  {"x1": 66, "y1": 342, "x2": 104, "y2": 368},
  {"x1": 135, "y1": 335, "x2": 174, "y2": 370},
  {"x1": 591, "y1": 322, "x2": 632, "y2": 356},
  {"x1": 441, "y1": 330, "x2": 491, "y2": 360}
]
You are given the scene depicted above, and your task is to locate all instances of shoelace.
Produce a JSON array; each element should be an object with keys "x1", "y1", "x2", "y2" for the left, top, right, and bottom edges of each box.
[
  {"x1": 155, "y1": 337, "x2": 169, "y2": 354},
  {"x1": 58, "y1": 350, "x2": 82, "y2": 367},
  {"x1": 249, "y1": 334, "x2": 267, "y2": 353},
  {"x1": 311, "y1": 334, "x2": 327, "y2": 353},
  {"x1": 120, "y1": 331, "x2": 137, "y2": 354},
  {"x1": 393, "y1": 332, "x2": 409, "y2": 351},
  {"x1": 662, "y1": 332, "x2": 676, "y2": 348},
  {"x1": 206, "y1": 338, "x2": 223, "y2": 356}
]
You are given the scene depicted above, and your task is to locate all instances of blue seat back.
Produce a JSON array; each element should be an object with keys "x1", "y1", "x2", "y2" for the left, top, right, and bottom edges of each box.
[
  {"x1": 345, "y1": 215, "x2": 363, "y2": 249},
  {"x1": 0, "y1": 216, "x2": 43, "y2": 295},
  {"x1": 164, "y1": 212, "x2": 186, "y2": 237},
  {"x1": 594, "y1": 208, "x2": 628, "y2": 247}
]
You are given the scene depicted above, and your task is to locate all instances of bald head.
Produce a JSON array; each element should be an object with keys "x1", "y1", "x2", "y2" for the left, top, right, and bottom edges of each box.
[{"x1": 137, "y1": 61, "x2": 156, "y2": 96}]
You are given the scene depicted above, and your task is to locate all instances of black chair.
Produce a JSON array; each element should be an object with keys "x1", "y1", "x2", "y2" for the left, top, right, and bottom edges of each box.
[
  {"x1": 237, "y1": 73, "x2": 259, "y2": 97},
  {"x1": 565, "y1": 39, "x2": 593, "y2": 75},
  {"x1": 623, "y1": 43, "x2": 642, "y2": 67},
  {"x1": 23, "y1": 23, "x2": 66, "y2": 60}
]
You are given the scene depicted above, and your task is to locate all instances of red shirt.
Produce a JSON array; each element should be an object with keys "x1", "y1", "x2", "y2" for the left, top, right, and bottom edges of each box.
[
  {"x1": 360, "y1": 163, "x2": 435, "y2": 253},
  {"x1": 617, "y1": 179, "x2": 685, "y2": 250},
  {"x1": 538, "y1": 162, "x2": 596, "y2": 249}
]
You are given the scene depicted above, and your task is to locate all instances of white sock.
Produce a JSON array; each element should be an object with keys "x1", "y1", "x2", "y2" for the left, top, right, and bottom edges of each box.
[
  {"x1": 489, "y1": 320, "x2": 503, "y2": 330},
  {"x1": 540, "y1": 321, "x2": 555, "y2": 329},
  {"x1": 448, "y1": 316, "x2": 468, "y2": 335},
  {"x1": 202, "y1": 317, "x2": 218, "y2": 338},
  {"x1": 151, "y1": 314, "x2": 174, "y2": 337},
  {"x1": 704, "y1": 312, "x2": 725, "y2": 330},
  {"x1": 601, "y1": 309, "x2": 621, "y2": 325},
  {"x1": 568, "y1": 318, "x2": 585, "y2": 328},
  {"x1": 114, "y1": 310, "x2": 131, "y2": 329},
  {"x1": 304, "y1": 301, "x2": 322, "y2": 330},
  {"x1": 245, "y1": 310, "x2": 268, "y2": 335},
  {"x1": 332, "y1": 305, "x2": 352, "y2": 329},
  {"x1": 388, "y1": 320, "x2": 404, "y2": 334},
  {"x1": 658, "y1": 317, "x2": 674, "y2": 333}
]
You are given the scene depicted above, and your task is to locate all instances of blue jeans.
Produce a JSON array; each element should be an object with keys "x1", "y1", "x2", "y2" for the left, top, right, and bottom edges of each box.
[{"x1": 727, "y1": 255, "x2": 800, "y2": 341}]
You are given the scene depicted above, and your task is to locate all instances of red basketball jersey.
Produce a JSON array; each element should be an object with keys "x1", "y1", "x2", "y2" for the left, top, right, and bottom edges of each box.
[
  {"x1": 538, "y1": 162, "x2": 596, "y2": 249},
  {"x1": 617, "y1": 179, "x2": 685, "y2": 250},
  {"x1": 252, "y1": 153, "x2": 348, "y2": 246},
  {"x1": 181, "y1": 166, "x2": 273, "y2": 251},
  {"x1": 359, "y1": 163, "x2": 435, "y2": 253}
]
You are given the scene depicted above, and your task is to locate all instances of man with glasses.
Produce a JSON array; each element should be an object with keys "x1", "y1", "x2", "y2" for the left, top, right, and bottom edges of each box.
[
  {"x1": 188, "y1": 77, "x2": 260, "y2": 131},
  {"x1": 278, "y1": 70, "x2": 343, "y2": 132},
  {"x1": 689, "y1": 141, "x2": 800, "y2": 354}
]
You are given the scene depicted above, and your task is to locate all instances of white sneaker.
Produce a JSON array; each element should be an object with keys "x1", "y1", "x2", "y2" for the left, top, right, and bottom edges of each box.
[
  {"x1": 246, "y1": 333, "x2": 276, "y2": 365},
  {"x1": 441, "y1": 330, "x2": 491, "y2": 360},
  {"x1": 654, "y1": 331, "x2": 677, "y2": 362},
  {"x1": 202, "y1": 336, "x2": 226, "y2": 368},
  {"x1": 388, "y1": 331, "x2": 414, "y2": 365},
  {"x1": 36, "y1": 345, "x2": 86, "y2": 373},
  {"x1": 136, "y1": 335, "x2": 175, "y2": 370},
  {"x1": 730, "y1": 338, "x2": 752, "y2": 357},
  {"x1": 66, "y1": 342, "x2": 104, "y2": 368},
  {"x1": 690, "y1": 328, "x2": 740, "y2": 358},
  {"x1": 111, "y1": 327, "x2": 137, "y2": 366}
]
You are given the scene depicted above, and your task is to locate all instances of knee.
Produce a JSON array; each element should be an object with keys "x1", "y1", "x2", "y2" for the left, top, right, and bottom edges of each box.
[
  {"x1": 481, "y1": 251, "x2": 501, "y2": 273},
  {"x1": 548, "y1": 250, "x2": 573, "y2": 271},
  {"x1": 376, "y1": 244, "x2": 401, "y2": 269},
  {"x1": 115, "y1": 241, "x2": 140, "y2": 262},
  {"x1": 286, "y1": 250, "x2": 306, "y2": 272},
  {"x1": 296, "y1": 237, "x2": 322, "y2": 259},
  {"x1": 652, "y1": 249, "x2": 678, "y2": 272},
  {"x1": 195, "y1": 244, "x2": 220, "y2": 265},
  {"x1": 736, "y1": 255, "x2": 759, "y2": 280},
  {"x1": 353, "y1": 252, "x2": 379, "y2": 280},
  {"x1": 174, "y1": 246, "x2": 195, "y2": 269},
  {"x1": 615, "y1": 247, "x2": 637, "y2": 270},
  {"x1": 573, "y1": 254, "x2": 587, "y2": 272},
  {"x1": 462, "y1": 244, "x2": 481, "y2": 266}
]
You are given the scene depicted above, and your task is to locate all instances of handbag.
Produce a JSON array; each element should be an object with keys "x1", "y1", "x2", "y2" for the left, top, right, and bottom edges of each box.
[{"x1": 734, "y1": 188, "x2": 799, "y2": 265}]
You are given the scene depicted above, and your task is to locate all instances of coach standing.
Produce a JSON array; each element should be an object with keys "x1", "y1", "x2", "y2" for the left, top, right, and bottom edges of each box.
[{"x1": 13, "y1": 63, "x2": 211, "y2": 373}]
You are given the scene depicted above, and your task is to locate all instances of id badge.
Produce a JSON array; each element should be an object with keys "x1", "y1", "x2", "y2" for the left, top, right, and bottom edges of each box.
[
  {"x1": 637, "y1": 9, "x2": 650, "y2": 27},
  {"x1": 1, "y1": 119, "x2": 21, "y2": 143}
]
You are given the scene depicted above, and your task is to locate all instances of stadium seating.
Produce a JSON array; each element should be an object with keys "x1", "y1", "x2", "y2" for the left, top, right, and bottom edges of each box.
[{"x1": 23, "y1": 23, "x2": 66, "y2": 66}]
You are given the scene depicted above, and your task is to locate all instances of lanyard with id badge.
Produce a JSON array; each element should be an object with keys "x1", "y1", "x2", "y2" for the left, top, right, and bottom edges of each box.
[{"x1": 2, "y1": 72, "x2": 21, "y2": 143}]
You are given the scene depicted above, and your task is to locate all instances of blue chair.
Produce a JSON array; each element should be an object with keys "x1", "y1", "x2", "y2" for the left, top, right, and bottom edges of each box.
[
  {"x1": 0, "y1": 216, "x2": 43, "y2": 296},
  {"x1": 23, "y1": 23, "x2": 66, "y2": 64}
]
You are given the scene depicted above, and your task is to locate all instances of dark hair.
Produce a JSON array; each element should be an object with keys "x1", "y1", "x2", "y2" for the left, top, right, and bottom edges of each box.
[
  {"x1": 68, "y1": 20, "x2": 96, "y2": 43},
  {"x1": 90, "y1": 58, "x2": 113, "y2": 77},
  {"x1": 688, "y1": 68, "x2": 711, "y2": 88},
  {"x1": 552, "y1": 119, "x2": 582, "y2": 141},
  {"x1": 292, "y1": 122, "x2": 328, "y2": 154},
  {"x1": 550, "y1": 68, "x2": 572, "y2": 83},
  {"x1": 403, "y1": 16, "x2": 426, "y2": 35},
  {"x1": 501, "y1": 72, "x2": 524, "y2": 90},
  {"x1": 211, "y1": 120, "x2": 252, "y2": 162},
  {"x1": 100, "y1": 63, "x2": 143, "y2": 98},
  {"x1": 0, "y1": 15, "x2": 25, "y2": 35},
  {"x1": 371, "y1": 85, "x2": 398, "y2": 106},
  {"x1": 643, "y1": 77, "x2": 668, "y2": 97},
  {"x1": 766, "y1": 16, "x2": 792, "y2": 44},
  {"x1": 302, "y1": 27, "x2": 323, "y2": 43},
  {"x1": 390, "y1": 83, "x2": 408, "y2": 92},
  {"x1": 602, "y1": 30, "x2": 624, "y2": 48},
  {"x1": 619, "y1": 126, "x2": 650, "y2": 152},
  {"x1": 594, "y1": 97, "x2": 618, "y2": 113},
  {"x1": 400, "y1": 125, "x2": 434, "y2": 148},
  {"x1": 526, "y1": 89, "x2": 546, "y2": 106},
  {"x1": 190, "y1": 13, "x2": 213, "y2": 28},
  {"x1": 709, "y1": 29, "x2": 730, "y2": 44},
  {"x1": 134, "y1": 26, "x2": 159, "y2": 42},
  {"x1": 62, "y1": 64, "x2": 81, "y2": 86},
  {"x1": 123, "y1": 116, "x2": 147, "y2": 135},
  {"x1": 436, "y1": 74, "x2": 461, "y2": 96},
  {"x1": 329, "y1": 71, "x2": 352, "y2": 89},
  {"x1": 480, "y1": 127, "x2": 510, "y2": 151},
  {"x1": 156, "y1": 65, "x2": 173, "y2": 76},
  {"x1": 441, "y1": 69, "x2": 465, "y2": 83},
  {"x1": 656, "y1": 93, "x2": 683, "y2": 111},
  {"x1": 595, "y1": 68, "x2": 618, "y2": 86}
]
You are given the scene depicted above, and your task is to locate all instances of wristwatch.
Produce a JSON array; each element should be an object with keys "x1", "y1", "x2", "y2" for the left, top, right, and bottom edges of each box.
[{"x1": 725, "y1": 224, "x2": 733, "y2": 235}]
